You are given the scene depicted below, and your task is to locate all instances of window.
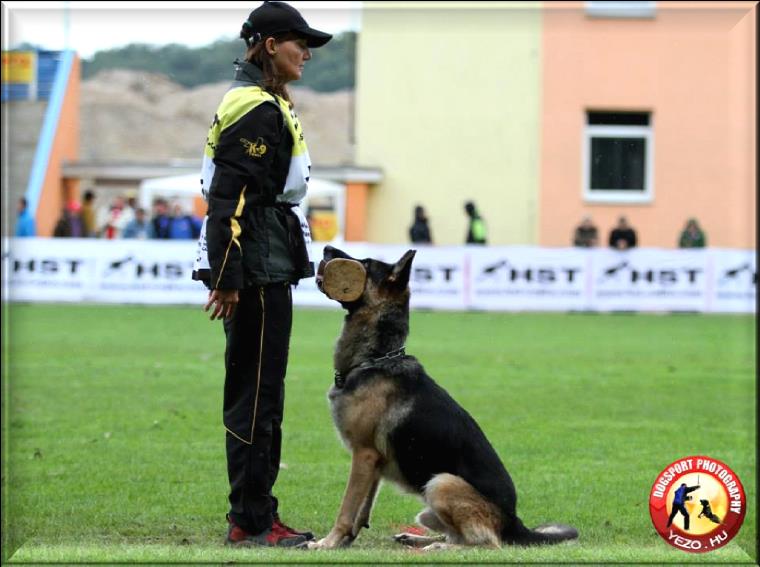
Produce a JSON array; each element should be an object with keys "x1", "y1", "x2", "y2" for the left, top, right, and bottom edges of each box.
[
  {"x1": 585, "y1": 1, "x2": 656, "y2": 19},
  {"x1": 583, "y1": 111, "x2": 654, "y2": 204}
]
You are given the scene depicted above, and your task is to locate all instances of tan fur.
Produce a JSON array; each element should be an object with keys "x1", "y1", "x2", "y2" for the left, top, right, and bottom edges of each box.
[
  {"x1": 311, "y1": 246, "x2": 578, "y2": 552},
  {"x1": 424, "y1": 473, "x2": 502, "y2": 548},
  {"x1": 312, "y1": 447, "x2": 381, "y2": 548},
  {"x1": 309, "y1": 378, "x2": 404, "y2": 549},
  {"x1": 310, "y1": 246, "x2": 508, "y2": 551},
  {"x1": 329, "y1": 376, "x2": 399, "y2": 450}
]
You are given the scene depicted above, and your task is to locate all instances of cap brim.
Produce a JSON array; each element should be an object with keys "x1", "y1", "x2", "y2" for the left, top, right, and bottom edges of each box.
[{"x1": 295, "y1": 27, "x2": 333, "y2": 48}]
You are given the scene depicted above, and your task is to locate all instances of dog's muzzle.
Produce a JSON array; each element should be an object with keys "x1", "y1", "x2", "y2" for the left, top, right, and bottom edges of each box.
[{"x1": 316, "y1": 258, "x2": 367, "y2": 302}]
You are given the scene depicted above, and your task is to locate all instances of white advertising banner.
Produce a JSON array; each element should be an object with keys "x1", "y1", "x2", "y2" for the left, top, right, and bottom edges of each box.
[
  {"x1": 469, "y1": 247, "x2": 590, "y2": 311},
  {"x1": 2, "y1": 238, "x2": 755, "y2": 314},
  {"x1": 2, "y1": 238, "x2": 207, "y2": 305},
  {"x1": 706, "y1": 249, "x2": 757, "y2": 314},
  {"x1": 589, "y1": 248, "x2": 710, "y2": 312}
]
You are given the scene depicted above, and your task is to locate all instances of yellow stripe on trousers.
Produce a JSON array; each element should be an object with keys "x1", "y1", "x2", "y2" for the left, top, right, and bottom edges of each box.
[{"x1": 224, "y1": 287, "x2": 265, "y2": 445}]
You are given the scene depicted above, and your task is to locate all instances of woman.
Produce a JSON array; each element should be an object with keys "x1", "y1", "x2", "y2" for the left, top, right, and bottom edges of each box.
[
  {"x1": 192, "y1": 1, "x2": 331, "y2": 547},
  {"x1": 678, "y1": 218, "x2": 707, "y2": 248}
]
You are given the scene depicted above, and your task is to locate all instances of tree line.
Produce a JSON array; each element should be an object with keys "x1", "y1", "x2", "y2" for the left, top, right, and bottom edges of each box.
[{"x1": 79, "y1": 32, "x2": 356, "y2": 92}]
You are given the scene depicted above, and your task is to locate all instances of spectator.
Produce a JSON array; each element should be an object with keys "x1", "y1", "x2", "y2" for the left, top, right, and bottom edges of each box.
[
  {"x1": 81, "y1": 190, "x2": 98, "y2": 237},
  {"x1": 53, "y1": 208, "x2": 72, "y2": 237},
  {"x1": 573, "y1": 215, "x2": 599, "y2": 247},
  {"x1": 123, "y1": 208, "x2": 154, "y2": 239},
  {"x1": 101, "y1": 196, "x2": 132, "y2": 239},
  {"x1": 678, "y1": 218, "x2": 706, "y2": 248},
  {"x1": 125, "y1": 193, "x2": 138, "y2": 212},
  {"x1": 409, "y1": 205, "x2": 433, "y2": 244},
  {"x1": 53, "y1": 201, "x2": 83, "y2": 238},
  {"x1": 121, "y1": 193, "x2": 137, "y2": 228},
  {"x1": 151, "y1": 199, "x2": 172, "y2": 239},
  {"x1": 15, "y1": 197, "x2": 36, "y2": 237},
  {"x1": 67, "y1": 200, "x2": 84, "y2": 237},
  {"x1": 168, "y1": 203, "x2": 202, "y2": 239},
  {"x1": 53, "y1": 202, "x2": 83, "y2": 237},
  {"x1": 464, "y1": 200, "x2": 487, "y2": 245},
  {"x1": 609, "y1": 216, "x2": 638, "y2": 250}
]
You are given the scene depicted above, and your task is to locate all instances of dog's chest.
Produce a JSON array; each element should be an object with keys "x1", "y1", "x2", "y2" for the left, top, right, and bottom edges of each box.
[{"x1": 326, "y1": 378, "x2": 411, "y2": 456}]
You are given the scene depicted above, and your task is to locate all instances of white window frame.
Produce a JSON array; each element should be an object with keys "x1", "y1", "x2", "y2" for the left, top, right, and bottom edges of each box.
[
  {"x1": 582, "y1": 123, "x2": 654, "y2": 204},
  {"x1": 585, "y1": 1, "x2": 656, "y2": 19}
]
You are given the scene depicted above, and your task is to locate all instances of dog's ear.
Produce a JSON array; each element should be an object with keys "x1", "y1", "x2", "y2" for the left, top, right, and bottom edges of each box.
[{"x1": 386, "y1": 249, "x2": 416, "y2": 288}]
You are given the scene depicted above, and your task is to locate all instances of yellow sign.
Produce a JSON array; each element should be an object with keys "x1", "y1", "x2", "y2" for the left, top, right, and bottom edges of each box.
[
  {"x1": 2, "y1": 51, "x2": 36, "y2": 84},
  {"x1": 309, "y1": 210, "x2": 339, "y2": 242}
]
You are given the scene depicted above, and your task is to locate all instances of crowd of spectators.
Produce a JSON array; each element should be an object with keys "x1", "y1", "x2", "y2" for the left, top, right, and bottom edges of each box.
[
  {"x1": 572, "y1": 215, "x2": 707, "y2": 249},
  {"x1": 14, "y1": 192, "x2": 711, "y2": 250},
  {"x1": 34, "y1": 191, "x2": 203, "y2": 240}
]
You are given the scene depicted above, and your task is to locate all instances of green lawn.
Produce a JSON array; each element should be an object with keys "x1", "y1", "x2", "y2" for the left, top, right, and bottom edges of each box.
[{"x1": 1, "y1": 304, "x2": 756, "y2": 564}]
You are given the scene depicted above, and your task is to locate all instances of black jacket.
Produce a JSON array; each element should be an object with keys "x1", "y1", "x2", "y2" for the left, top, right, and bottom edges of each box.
[{"x1": 198, "y1": 61, "x2": 309, "y2": 289}]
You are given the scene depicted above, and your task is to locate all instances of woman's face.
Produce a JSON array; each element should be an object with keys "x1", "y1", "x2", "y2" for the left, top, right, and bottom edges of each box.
[{"x1": 271, "y1": 37, "x2": 311, "y2": 83}]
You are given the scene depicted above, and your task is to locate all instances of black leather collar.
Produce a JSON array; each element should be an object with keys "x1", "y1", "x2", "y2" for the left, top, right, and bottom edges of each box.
[{"x1": 334, "y1": 346, "x2": 406, "y2": 389}]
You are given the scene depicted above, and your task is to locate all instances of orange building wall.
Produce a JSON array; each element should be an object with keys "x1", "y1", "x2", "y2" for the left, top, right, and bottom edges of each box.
[
  {"x1": 36, "y1": 54, "x2": 80, "y2": 236},
  {"x1": 540, "y1": 2, "x2": 756, "y2": 249},
  {"x1": 345, "y1": 182, "x2": 369, "y2": 241}
]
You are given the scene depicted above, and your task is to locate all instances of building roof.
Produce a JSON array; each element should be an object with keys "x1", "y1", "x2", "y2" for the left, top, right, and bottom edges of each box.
[{"x1": 62, "y1": 160, "x2": 384, "y2": 184}]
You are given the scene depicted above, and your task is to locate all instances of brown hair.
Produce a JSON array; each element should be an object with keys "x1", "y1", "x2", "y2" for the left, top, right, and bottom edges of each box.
[{"x1": 244, "y1": 33, "x2": 300, "y2": 105}]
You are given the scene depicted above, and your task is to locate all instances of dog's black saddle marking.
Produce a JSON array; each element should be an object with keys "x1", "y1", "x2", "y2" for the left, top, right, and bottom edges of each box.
[{"x1": 334, "y1": 346, "x2": 407, "y2": 389}]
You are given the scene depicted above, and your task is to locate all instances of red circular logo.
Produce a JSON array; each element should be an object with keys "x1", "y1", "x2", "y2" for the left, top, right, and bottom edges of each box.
[{"x1": 649, "y1": 456, "x2": 746, "y2": 553}]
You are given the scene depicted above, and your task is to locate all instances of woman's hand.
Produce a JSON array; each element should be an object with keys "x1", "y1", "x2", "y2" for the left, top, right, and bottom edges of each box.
[{"x1": 204, "y1": 289, "x2": 239, "y2": 321}]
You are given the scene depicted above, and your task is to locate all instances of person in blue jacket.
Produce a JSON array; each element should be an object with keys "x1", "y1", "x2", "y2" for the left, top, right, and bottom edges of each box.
[
  {"x1": 667, "y1": 482, "x2": 700, "y2": 531},
  {"x1": 168, "y1": 204, "x2": 201, "y2": 239},
  {"x1": 15, "y1": 197, "x2": 36, "y2": 237}
]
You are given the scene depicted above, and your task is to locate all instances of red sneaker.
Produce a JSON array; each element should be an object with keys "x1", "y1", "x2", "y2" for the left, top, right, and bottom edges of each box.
[
  {"x1": 226, "y1": 517, "x2": 308, "y2": 547},
  {"x1": 273, "y1": 517, "x2": 315, "y2": 541}
]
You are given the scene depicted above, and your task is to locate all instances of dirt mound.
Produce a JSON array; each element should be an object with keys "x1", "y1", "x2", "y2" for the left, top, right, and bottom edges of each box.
[{"x1": 80, "y1": 69, "x2": 354, "y2": 165}]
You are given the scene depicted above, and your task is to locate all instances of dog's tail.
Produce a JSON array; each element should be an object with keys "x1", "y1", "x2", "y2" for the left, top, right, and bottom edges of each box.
[{"x1": 503, "y1": 516, "x2": 578, "y2": 546}]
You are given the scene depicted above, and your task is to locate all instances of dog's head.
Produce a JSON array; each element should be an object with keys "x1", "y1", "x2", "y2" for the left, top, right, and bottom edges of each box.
[
  {"x1": 700, "y1": 499, "x2": 709, "y2": 506},
  {"x1": 316, "y1": 245, "x2": 416, "y2": 311}
]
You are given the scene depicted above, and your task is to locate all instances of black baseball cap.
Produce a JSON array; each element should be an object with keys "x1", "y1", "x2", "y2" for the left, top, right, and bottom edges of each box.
[{"x1": 245, "y1": 1, "x2": 332, "y2": 48}]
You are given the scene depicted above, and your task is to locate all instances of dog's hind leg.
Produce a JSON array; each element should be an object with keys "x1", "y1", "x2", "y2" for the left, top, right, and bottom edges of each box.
[
  {"x1": 393, "y1": 507, "x2": 449, "y2": 547},
  {"x1": 416, "y1": 507, "x2": 449, "y2": 533},
  {"x1": 423, "y1": 473, "x2": 502, "y2": 549}
]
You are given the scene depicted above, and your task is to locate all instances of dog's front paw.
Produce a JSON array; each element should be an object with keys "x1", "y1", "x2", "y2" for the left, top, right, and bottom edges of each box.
[
  {"x1": 305, "y1": 538, "x2": 331, "y2": 550},
  {"x1": 305, "y1": 533, "x2": 353, "y2": 550}
]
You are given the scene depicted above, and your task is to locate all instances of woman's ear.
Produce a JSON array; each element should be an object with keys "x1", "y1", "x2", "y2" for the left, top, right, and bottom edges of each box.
[{"x1": 265, "y1": 37, "x2": 277, "y2": 55}]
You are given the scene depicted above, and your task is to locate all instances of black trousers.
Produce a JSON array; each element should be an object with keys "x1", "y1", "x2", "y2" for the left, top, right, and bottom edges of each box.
[
  {"x1": 223, "y1": 284, "x2": 292, "y2": 534},
  {"x1": 667, "y1": 502, "x2": 690, "y2": 531}
]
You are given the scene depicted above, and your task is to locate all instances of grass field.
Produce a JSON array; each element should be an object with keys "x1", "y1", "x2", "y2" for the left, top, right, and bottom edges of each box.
[{"x1": 1, "y1": 304, "x2": 756, "y2": 564}]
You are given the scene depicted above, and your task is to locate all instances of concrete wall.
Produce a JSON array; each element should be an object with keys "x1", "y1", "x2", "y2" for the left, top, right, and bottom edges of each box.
[
  {"x1": 2, "y1": 100, "x2": 47, "y2": 236},
  {"x1": 539, "y1": 1, "x2": 756, "y2": 248},
  {"x1": 355, "y1": 2, "x2": 542, "y2": 245}
]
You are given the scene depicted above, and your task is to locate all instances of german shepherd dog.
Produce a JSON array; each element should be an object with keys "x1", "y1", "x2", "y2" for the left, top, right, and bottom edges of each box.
[
  {"x1": 308, "y1": 245, "x2": 578, "y2": 551},
  {"x1": 698, "y1": 499, "x2": 722, "y2": 524}
]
